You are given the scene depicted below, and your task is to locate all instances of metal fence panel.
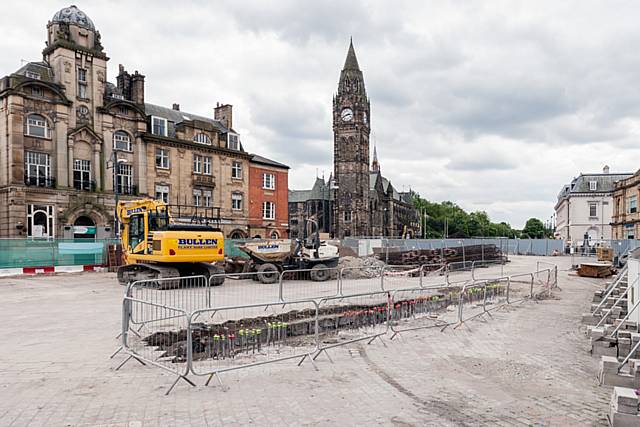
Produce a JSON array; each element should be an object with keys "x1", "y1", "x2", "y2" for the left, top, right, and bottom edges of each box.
[
  {"x1": 120, "y1": 297, "x2": 192, "y2": 394},
  {"x1": 128, "y1": 276, "x2": 209, "y2": 327},
  {"x1": 315, "y1": 291, "x2": 390, "y2": 359},
  {"x1": 208, "y1": 272, "x2": 281, "y2": 307},
  {"x1": 339, "y1": 266, "x2": 384, "y2": 295},
  {"x1": 188, "y1": 300, "x2": 319, "y2": 381},
  {"x1": 280, "y1": 267, "x2": 340, "y2": 302}
]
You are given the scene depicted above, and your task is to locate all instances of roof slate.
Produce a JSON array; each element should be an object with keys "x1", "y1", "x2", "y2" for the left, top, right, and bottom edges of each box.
[
  {"x1": 560, "y1": 173, "x2": 633, "y2": 199},
  {"x1": 144, "y1": 103, "x2": 229, "y2": 133},
  {"x1": 250, "y1": 154, "x2": 289, "y2": 169},
  {"x1": 14, "y1": 62, "x2": 55, "y2": 82}
]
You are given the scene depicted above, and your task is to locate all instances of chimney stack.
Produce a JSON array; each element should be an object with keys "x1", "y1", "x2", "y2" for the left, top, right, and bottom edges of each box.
[
  {"x1": 172, "y1": 103, "x2": 180, "y2": 111},
  {"x1": 603, "y1": 165, "x2": 610, "y2": 174},
  {"x1": 130, "y1": 70, "x2": 145, "y2": 105},
  {"x1": 214, "y1": 103, "x2": 233, "y2": 129}
]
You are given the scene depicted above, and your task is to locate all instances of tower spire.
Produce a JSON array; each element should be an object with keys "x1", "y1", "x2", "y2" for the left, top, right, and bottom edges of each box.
[
  {"x1": 371, "y1": 143, "x2": 380, "y2": 172},
  {"x1": 343, "y1": 37, "x2": 360, "y2": 71}
]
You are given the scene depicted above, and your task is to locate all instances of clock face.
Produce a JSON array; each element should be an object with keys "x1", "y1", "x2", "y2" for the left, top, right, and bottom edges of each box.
[{"x1": 341, "y1": 108, "x2": 353, "y2": 122}]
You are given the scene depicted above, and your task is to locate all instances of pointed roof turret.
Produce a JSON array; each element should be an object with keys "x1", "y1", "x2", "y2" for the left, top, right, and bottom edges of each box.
[
  {"x1": 337, "y1": 38, "x2": 367, "y2": 97},
  {"x1": 343, "y1": 37, "x2": 360, "y2": 71},
  {"x1": 371, "y1": 144, "x2": 380, "y2": 172}
]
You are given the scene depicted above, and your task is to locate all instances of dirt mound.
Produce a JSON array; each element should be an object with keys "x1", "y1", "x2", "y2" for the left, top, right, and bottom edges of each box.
[{"x1": 338, "y1": 256, "x2": 385, "y2": 278}]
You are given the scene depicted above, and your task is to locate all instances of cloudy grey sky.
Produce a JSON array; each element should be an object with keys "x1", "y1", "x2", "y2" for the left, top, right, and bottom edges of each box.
[{"x1": 3, "y1": 1, "x2": 640, "y2": 228}]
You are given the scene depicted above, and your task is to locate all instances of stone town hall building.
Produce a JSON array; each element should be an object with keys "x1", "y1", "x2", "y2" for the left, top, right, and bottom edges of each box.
[
  {"x1": 289, "y1": 41, "x2": 419, "y2": 239},
  {"x1": 0, "y1": 6, "x2": 289, "y2": 239}
]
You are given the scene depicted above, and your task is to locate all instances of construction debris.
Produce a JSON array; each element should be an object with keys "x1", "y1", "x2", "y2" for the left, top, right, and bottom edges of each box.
[
  {"x1": 578, "y1": 262, "x2": 615, "y2": 278},
  {"x1": 373, "y1": 244, "x2": 505, "y2": 266},
  {"x1": 338, "y1": 256, "x2": 386, "y2": 278}
]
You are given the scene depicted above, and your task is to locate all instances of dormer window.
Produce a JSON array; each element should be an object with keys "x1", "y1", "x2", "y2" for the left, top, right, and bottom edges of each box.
[
  {"x1": 151, "y1": 116, "x2": 168, "y2": 137},
  {"x1": 31, "y1": 86, "x2": 43, "y2": 97},
  {"x1": 227, "y1": 133, "x2": 239, "y2": 150},
  {"x1": 193, "y1": 133, "x2": 211, "y2": 145},
  {"x1": 589, "y1": 181, "x2": 597, "y2": 191},
  {"x1": 25, "y1": 71, "x2": 40, "y2": 80}
]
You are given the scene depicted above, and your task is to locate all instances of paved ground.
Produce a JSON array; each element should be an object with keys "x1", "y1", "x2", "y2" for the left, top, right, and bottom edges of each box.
[{"x1": 0, "y1": 256, "x2": 611, "y2": 426}]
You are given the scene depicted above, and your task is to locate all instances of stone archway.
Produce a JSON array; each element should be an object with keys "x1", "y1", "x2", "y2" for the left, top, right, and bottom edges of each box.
[
  {"x1": 62, "y1": 205, "x2": 110, "y2": 239},
  {"x1": 73, "y1": 215, "x2": 96, "y2": 239},
  {"x1": 228, "y1": 229, "x2": 247, "y2": 239}
]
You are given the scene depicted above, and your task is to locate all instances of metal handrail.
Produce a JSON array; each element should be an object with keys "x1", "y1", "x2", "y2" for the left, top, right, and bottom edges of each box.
[
  {"x1": 618, "y1": 338, "x2": 640, "y2": 373},
  {"x1": 594, "y1": 275, "x2": 638, "y2": 328},
  {"x1": 592, "y1": 265, "x2": 628, "y2": 315},
  {"x1": 607, "y1": 298, "x2": 640, "y2": 339}
]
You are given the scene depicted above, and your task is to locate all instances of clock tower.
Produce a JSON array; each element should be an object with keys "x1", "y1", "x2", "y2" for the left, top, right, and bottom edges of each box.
[{"x1": 333, "y1": 39, "x2": 371, "y2": 238}]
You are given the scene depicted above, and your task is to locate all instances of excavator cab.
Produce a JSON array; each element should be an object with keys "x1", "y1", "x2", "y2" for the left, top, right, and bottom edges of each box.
[{"x1": 126, "y1": 212, "x2": 146, "y2": 254}]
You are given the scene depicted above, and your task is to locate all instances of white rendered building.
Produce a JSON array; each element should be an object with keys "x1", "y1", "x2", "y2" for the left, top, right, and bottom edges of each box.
[{"x1": 554, "y1": 166, "x2": 632, "y2": 244}]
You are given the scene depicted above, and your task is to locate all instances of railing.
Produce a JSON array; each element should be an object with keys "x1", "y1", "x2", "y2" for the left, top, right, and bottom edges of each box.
[
  {"x1": 592, "y1": 265, "x2": 628, "y2": 315},
  {"x1": 24, "y1": 174, "x2": 56, "y2": 188},
  {"x1": 73, "y1": 179, "x2": 97, "y2": 192},
  {"x1": 116, "y1": 184, "x2": 138, "y2": 195},
  {"x1": 594, "y1": 275, "x2": 637, "y2": 329},
  {"x1": 115, "y1": 260, "x2": 558, "y2": 394}
]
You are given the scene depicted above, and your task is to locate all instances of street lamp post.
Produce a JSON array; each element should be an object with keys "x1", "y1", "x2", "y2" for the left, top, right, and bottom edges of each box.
[{"x1": 106, "y1": 149, "x2": 127, "y2": 238}]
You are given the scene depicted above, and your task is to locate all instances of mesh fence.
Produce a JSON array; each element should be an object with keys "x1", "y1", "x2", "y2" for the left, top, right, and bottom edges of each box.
[
  {"x1": 342, "y1": 237, "x2": 640, "y2": 258},
  {"x1": 0, "y1": 238, "x2": 119, "y2": 268}
]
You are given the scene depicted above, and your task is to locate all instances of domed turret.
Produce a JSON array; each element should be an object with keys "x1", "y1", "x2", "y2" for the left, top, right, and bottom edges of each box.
[{"x1": 52, "y1": 5, "x2": 95, "y2": 31}]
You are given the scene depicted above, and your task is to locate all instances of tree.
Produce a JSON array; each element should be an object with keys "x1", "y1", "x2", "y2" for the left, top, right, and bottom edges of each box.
[
  {"x1": 521, "y1": 218, "x2": 546, "y2": 239},
  {"x1": 411, "y1": 193, "x2": 518, "y2": 238}
]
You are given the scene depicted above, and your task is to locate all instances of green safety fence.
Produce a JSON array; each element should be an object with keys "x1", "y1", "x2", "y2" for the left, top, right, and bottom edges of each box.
[
  {"x1": 224, "y1": 239, "x2": 251, "y2": 259},
  {"x1": 0, "y1": 239, "x2": 120, "y2": 269},
  {"x1": 0, "y1": 238, "x2": 253, "y2": 269}
]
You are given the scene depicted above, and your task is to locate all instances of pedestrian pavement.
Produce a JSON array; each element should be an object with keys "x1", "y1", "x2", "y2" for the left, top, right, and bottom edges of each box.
[{"x1": 0, "y1": 256, "x2": 610, "y2": 426}]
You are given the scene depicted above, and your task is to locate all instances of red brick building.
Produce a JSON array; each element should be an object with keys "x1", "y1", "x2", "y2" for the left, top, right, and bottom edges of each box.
[{"x1": 248, "y1": 155, "x2": 289, "y2": 238}]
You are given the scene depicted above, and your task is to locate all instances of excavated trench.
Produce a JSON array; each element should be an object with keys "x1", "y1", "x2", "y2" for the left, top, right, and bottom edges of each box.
[{"x1": 143, "y1": 285, "x2": 507, "y2": 362}]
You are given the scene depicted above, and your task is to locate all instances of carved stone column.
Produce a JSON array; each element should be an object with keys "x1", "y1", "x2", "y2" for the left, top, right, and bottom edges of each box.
[
  {"x1": 93, "y1": 145, "x2": 101, "y2": 190},
  {"x1": 67, "y1": 138, "x2": 74, "y2": 188}
]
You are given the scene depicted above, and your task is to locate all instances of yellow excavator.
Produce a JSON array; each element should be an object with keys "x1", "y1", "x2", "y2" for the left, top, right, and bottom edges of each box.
[{"x1": 116, "y1": 198, "x2": 225, "y2": 287}]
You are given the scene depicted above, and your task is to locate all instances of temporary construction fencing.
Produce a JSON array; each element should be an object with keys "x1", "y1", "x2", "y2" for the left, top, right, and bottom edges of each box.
[{"x1": 115, "y1": 260, "x2": 558, "y2": 394}]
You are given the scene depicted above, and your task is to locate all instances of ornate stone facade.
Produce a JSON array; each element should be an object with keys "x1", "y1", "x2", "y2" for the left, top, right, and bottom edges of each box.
[
  {"x1": 0, "y1": 5, "x2": 282, "y2": 239},
  {"x1": 611, "y1": 169, "x2": 640, "y2": 240}
]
